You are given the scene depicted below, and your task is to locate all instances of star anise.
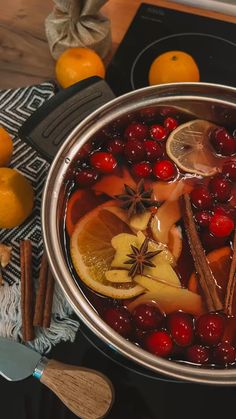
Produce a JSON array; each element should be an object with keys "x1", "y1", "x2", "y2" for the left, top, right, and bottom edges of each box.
[
  {"x1": 124, "y1": 237, "x2": 161, "y2": 278},
  {"x1": 115, "y1": 178, "x2": 160, "y2": 218}
]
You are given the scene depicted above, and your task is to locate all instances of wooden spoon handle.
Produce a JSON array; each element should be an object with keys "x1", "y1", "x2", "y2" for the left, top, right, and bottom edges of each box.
[{"x1": 40, "y1": 359, "x2": 114, "y2": 419}]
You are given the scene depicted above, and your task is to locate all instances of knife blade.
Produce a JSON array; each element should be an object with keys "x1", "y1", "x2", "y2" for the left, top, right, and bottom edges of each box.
[{"x1": 0, "y1": 337, "x2": 114, "y2": 419}]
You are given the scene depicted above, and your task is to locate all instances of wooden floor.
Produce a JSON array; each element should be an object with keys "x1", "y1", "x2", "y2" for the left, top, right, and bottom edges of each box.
[{"x1": 0, "y1": 0, "x2": 236, "y2": 90}]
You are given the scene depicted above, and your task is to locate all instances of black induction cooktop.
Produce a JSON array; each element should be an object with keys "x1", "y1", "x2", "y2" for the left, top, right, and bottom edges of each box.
[{"x1": 106, "y1": 2, "x2": 236, "y2": 96}]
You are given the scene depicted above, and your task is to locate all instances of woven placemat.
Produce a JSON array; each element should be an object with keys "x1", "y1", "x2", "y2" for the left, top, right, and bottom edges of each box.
[{"x1": 0, "y1": 81, "x2": 79, "y2": 353}]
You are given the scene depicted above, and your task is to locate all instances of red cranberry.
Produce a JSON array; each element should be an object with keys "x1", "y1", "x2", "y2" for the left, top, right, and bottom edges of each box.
[
  {"x1": 213, "y1": 204, "x2": 236, "y2": 220},
  {"x1": 150, "y1": 124, "x2": 168, "y2": 141},
  {"x1": 222, "y1": 160, "x2": 236, "y2": 182},
  {"x1": 144, "y1": 140, "x2": 163, "y2": 161},
  {"x1": 213, "y1": 342, "x2": 236, "y2": 365},
  {"x1": 124, "y1": 123, "x2": 149, "y2": 141},
  {"x1": 190, "y1": 186, "x2": 213, "y2": 210},
  {"x1": 133, "y1": 161, "x2": 152, "y2": 178},
  {"x1": 124, "y1": 140, "x2": 145, "y2": 163},
  {"x1": 213, "y1": 205, "x2": 230, "y2": 217},
  {"x1": 209, "y1": 213, "x2": 234, "y2": 238},
  {"x1": 153, "y1": 160, "x2": 176, "y2": 181},
  {"x1": 103, "y1": 307, "x2": 133, "y2": 338},
  {"x1": 167, "y1": 312, "x2": 194, "y2": 347},
  {"x1": 195, "y1": 313, "x2": 226, "y2": 346},
  {"x1": 194, "y1": 211, "x2": 212, "y2": 228},
  {"x1": 132, "y1": 304, "x2": 163, "y2": 331},
  {"x1": 107, "y1": 138, "x2": 125, "y2": 155},
  {"x1": 186, "y1": 345, "x2": 210, "y2": 364},
  {"x1": 164, "y1": 117, "x2": 178, "y2": 132},
  {"x1": 90, "y1": 152, "x2": 117, "y2": 174},
  {"x1": 208, "y1": 175, "x2": 232, "y2": 202},
  {"x1": 139, "y1": 107, "x2": 156, "y2": 122},
  {"x1": 201, "y1": 230, "x2": 227, "y2": 251},
  {"x1": 211, "y1": 128, "x2": 236, "y2": 156},
  {"x1": 144, "y1": 331, "x2": 173, "y2": 357},
  {"x1": 75, "y1": 167, "x2": 99, "y2": 187}
]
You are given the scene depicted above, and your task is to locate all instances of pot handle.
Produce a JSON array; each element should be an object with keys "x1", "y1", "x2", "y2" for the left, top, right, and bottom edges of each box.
[{"x1": 18, "y1": 77, "x2": 115, "y2": 162}]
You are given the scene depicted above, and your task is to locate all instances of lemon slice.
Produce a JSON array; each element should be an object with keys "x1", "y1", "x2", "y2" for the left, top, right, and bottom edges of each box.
[
  {"x1": 166, "y1": 119, "x2": 224, "y2": 176},
  {"x1": 70, "y1": 202, "x2": 144, "y2": 299}
]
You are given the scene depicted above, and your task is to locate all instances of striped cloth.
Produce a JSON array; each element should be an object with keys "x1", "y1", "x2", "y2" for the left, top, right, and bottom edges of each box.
[{"x1": 0, "y1": 82, "x2": 79, "y2": 354}]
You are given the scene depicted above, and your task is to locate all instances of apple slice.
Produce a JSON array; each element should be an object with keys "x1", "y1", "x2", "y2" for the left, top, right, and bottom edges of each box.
[
  {"x1": 111, "y1": 232, "x2": 174, "y2": 269},
  {"x1": 111, "y1": 233, "x2": 138, "y2": 268},
  {"x1": 150, "y1": 199, "x2": 181, "y2": 244},
  {"x1": 134, "y1": 276, "x2": 204, "y2": 316},
  {"x1": 150, "y1": 178, "x2": 194, "y2": 202},
  {"x1": 92, "y1": 167, "x2": 136, "y2": 197},
  {"x1": 143, "y1": 263, "x2": 180, "y2": 286}
]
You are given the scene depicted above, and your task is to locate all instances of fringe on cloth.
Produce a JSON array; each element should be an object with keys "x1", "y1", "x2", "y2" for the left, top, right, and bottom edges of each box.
[{"x1": 0, "y1": 82, "x2": 79, "y2": 354}]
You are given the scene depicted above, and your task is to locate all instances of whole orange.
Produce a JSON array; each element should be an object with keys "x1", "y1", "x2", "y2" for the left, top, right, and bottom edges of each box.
[
  {"x1": 0, "y1": 168, "x2": 34, "y2": 228},
  {"x1": 0, "y1": 126, "x2": 13, "y2": 166},
  {"x1": 55, "y1": 47, "x2": 106, "y2": 88},
  {"x1": 148, "y1": 50, "x2": 200, "y2": 85}
]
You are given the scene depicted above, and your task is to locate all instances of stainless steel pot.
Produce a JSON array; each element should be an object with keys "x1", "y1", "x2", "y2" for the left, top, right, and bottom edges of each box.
[{"x1": 20, "y1": 79, "x2": 236, "y2": 385}]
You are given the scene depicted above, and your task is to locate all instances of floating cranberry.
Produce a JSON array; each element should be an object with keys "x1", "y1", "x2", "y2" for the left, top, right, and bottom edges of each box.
[
  {"x1": 144, "y1": 140, "x2": 163, "y2": 161},
  {"x1": 90, "y1": 152, "x2": 117, "y2": 174},
  {"x1": 144, "y1": 331, "x2": 173, "y2": 357},
  {"x1": 153, "y1": 160, "x2": 176, "y2": 181},
  {"x1": 213, "y1": 342, "x2": 236, "y2": 366},
  {"x1": 132, "y1": 304, "x2": 163, "y2": 331},
  {"x1": 150, "y1": 124, "x2": 168, "y2": 141},
  {"x1": 75, "y1": 167, "x2": 99, "y2": 187},
  {"x1": 209, "y1": 213, "x2": 234, "y2": 238},
  {"x1": 107, "y1": 138, "x2": 125, "y2": 155},
  {"x1": 195, "y1": 313, "x2": 226, "y2": 346},
  {"x1": 211, "y1": 128, "x2": 236, "y2": 156},
  {"x1": 208, "y1": 175, "x2": 232, "y2": 202},
  {"x1": 194, "y1": 211, "x2": 212, "y2": 228},
  {"x1": 190, "y1": 186, "x2": 213, "y2": 210},
  {"x1": 124, "y1": 140, "x2": 145, "y2": 163},
  {"x1": 139, "y1": 107, "x2": 156, "y2": 122},
  {"x1": 124, "y1": 122, "x2": 149, "y2": 141},
  {"x1": 164, "y1": 117, "x2": 178, "y2": 132},
  {"x1": 103, "y1": 307, "x2": 133, "y2": 338},
  {"x1": 186, "y1": 345, "x2": 210, "y2": 364},
  {"x1": 201, "y1": 231, "x2": 227, "y2": 251},
  {"x1": 132, "y1": 161, "x2": 152, "y2": 178},
  {"x1": 167, "y1": 312, "x2": 194, "y2": 347},
  {"x1": 222, "y1": 160, "x2": 236, "y2": 182}
]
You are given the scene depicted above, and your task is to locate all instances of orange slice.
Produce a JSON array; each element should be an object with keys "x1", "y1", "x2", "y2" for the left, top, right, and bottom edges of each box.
[
  {"x1": 166, "y1": 119, "x2": 226, "y2": 176},
  {"x1": 65, "y1": 189, "x2": 107, "y2": 236},
  {"x1": 70, "y1": 202, "x2": 145, "y2": 299},
  {"x1": 188, "y1": 246, "x2": 231, "y2": 294}
]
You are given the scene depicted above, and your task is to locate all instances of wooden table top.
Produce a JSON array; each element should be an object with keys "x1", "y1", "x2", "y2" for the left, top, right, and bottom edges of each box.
[{"x1": 0, "y1": 0, "x2": 235, "y2": 89}]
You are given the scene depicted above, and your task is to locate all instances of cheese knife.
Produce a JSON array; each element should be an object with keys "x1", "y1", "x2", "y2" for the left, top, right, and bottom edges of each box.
[{"x1": 0, "y1": 337, "x2": 114, "y2": 419}]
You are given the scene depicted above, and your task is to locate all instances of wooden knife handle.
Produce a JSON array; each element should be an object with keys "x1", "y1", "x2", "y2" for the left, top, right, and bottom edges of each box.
[{"x1": 40, "y1": 359, "x2": 114, "y2": 419}]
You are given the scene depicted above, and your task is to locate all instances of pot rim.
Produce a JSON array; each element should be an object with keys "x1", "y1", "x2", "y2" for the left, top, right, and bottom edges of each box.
[{"x1": 42, "y1": 82, "x2": 236, "y2": 385}]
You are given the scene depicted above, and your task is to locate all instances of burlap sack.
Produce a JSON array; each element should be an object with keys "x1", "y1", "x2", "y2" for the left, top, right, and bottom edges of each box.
[{"x1": 45, "y1": 0, "x2": 112, "y2": 59}]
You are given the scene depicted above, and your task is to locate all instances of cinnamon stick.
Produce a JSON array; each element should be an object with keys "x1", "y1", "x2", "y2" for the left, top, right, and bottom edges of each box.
[
  {"x1": 33, "y1": 252, "x2": 54, "y2": 328},
  {"x1": 33, "y1": 252, "x2": 48, "y2": 326},
  {"x1": 43, "y1": 270, "x2": 55, "y2": 328},
  {"x1": 20, "y1": 240, "x2": 35, "y2": 341},
  {"x1": 180, "y1": 193, "x2": 223, "y2": 312},
  {"x1": 224, "y1": 229, "x2": 236, "y2": 316}
]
